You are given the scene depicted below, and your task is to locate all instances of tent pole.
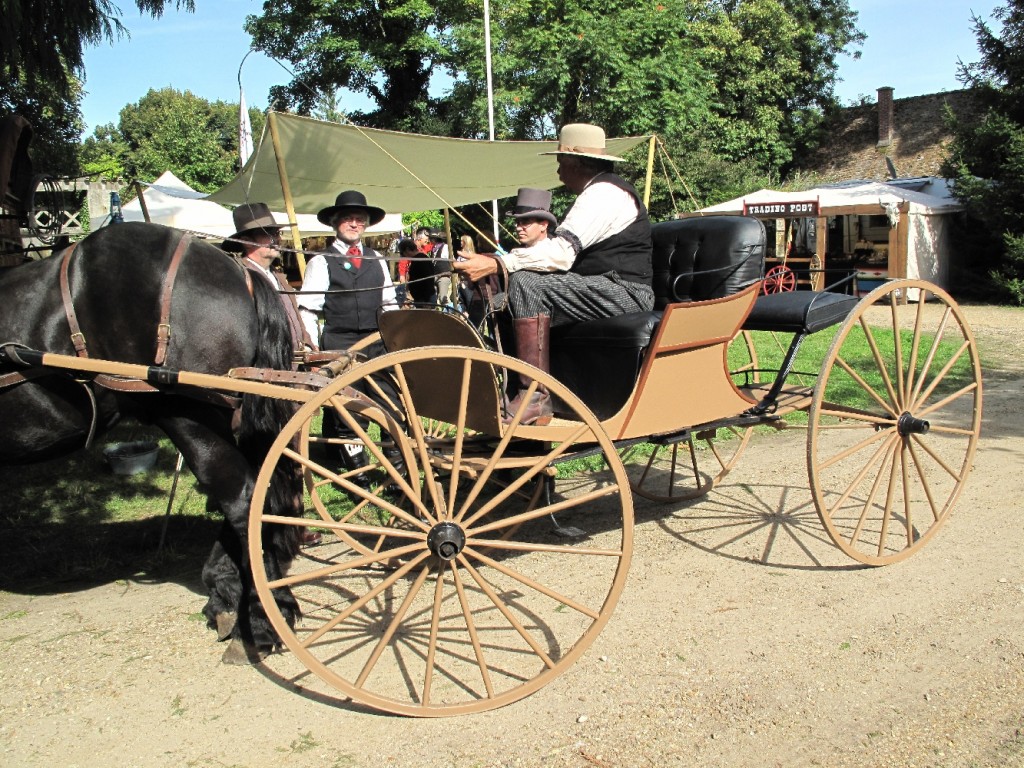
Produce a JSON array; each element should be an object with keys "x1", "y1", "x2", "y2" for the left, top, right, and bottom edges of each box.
[
  {"x1": 267, "y1": 111, "x2": 307, "y2": 277},
  {"x1": 642, "y1": 135, "x2": 656, "y2": 210},
  {"x1": 133, "y1": 181, "x2": 152, "y2": 223}
]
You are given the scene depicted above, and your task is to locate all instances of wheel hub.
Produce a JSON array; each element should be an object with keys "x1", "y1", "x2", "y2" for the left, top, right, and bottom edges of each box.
[
  {"x1": 427, "y1": 521, "x2": 466, "y2": 561},
  {"x1": 897, "y1": 411, "x2": 930, "y2": 436}
]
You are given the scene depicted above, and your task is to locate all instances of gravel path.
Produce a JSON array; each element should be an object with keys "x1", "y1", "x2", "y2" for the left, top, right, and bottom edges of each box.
[{"x1": 1, "y1": 303, "x2": 1022, "y2": 768}]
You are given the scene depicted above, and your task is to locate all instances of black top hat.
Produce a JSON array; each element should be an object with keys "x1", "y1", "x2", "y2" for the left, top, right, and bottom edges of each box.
[
  {"x1": 317, "y1": 189, "x2": 387, "y2": 227},
  {"x1": 222, "y1": 203, "x2": 281, "y2": 252},
  {"x1": 505, "y1": 187, "x2": 557, "y2": 228}
]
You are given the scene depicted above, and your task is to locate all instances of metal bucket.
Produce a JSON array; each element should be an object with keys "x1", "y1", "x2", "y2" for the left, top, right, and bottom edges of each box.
[{"x1": 103, "y1": 441, "x2": 160, "y2": 475}]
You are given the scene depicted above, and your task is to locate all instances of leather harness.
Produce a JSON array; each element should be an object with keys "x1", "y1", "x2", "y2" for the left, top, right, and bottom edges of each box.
[{"x1": 1, "y1": 232, "x2": 346, "y2": 409}]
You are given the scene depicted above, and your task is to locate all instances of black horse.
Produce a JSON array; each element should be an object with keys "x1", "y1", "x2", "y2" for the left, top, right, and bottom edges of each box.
[{"x1": 0, "y1": 221, "x2": 302, "y2": 661}]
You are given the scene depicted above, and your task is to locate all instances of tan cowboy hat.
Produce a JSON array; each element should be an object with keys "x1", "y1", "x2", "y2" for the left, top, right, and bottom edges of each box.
[
  {"x1": 317, "y1": 189, "x2": 387, "y2": 227},
  {"x1": 539, "y1": 123, "x2": 626, "y2": 162},
  {"x1": 222, "y1": 203, "x2": 281, "y2": 252},
  {"x1": 504, "y1": 187, "x2": 557, "y2": 227}
]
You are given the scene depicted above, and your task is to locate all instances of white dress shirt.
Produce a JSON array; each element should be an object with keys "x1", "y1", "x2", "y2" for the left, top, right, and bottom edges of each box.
[
  {"x1": 297, "y1": 241, "x2": 397, "y2": 343},
  {"x1": 501, "y1": 175, "x2": 640, "y2": 272}
]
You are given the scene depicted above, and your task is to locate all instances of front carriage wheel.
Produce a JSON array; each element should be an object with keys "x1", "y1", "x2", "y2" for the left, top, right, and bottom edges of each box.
[
  {"x1": 807, "y1": 280, "x2": 982, "y2": 565},
  {"x1": 249, "y1": 347, "x2": 633, "y2": 716},
  {"x1": 623, "y1": 330, "x2": 759, "y2": 502}
]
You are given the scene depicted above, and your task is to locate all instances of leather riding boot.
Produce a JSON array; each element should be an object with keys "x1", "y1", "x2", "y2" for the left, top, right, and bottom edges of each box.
[{"x1": 504, "y1": 314, "x2": 553, "y2": 426}]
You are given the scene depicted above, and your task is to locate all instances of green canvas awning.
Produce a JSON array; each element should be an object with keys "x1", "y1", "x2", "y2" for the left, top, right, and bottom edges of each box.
[{"x1": 208, "y1": 112, "x2": 652, "y2": 214}]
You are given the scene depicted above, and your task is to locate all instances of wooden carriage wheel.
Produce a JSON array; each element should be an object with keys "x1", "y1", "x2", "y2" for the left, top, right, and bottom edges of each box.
[
  {"x1": 623, "y1": 331, "x2": 759, "y2": 502},
  {"x1": 249, "y1": 347, "x2": 633, "y2": 716},
  {"x1": 762, "y1": 264, "x2": 796, "y2": 294},
  {"x1": 807, "y1": 280, "x2": 983, "y2": 565}
]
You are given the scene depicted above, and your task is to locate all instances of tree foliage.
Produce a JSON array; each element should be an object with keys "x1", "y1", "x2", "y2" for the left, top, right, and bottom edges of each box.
[
  {"x1": 943, "y1": 1, "x2": 1024, "y2": 304},
  {"x1": 1, "y1": 72, "x2": 85, "y2": 176},
  {"x1": 0, "y1": 0, "x2": 194, "y2": 98},
  {"x1": 244, "y1": 0, "x2": 477, "y2": 131},
  {"x1": 80, "y1": 88, "x2": 264, "y2": 192},
  {"x1": 243, "y1": 0, "x2": 860, "y2": 217}
]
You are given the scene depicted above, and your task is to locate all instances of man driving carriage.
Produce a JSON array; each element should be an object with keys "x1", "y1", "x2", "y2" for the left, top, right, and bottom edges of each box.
[{"x1": 453, "y1": 123, "x2": 655, "y2": 425}]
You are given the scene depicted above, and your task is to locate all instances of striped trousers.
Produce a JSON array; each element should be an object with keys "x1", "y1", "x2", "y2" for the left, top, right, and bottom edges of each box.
[{"x1": 504, "y1": 270, "x2": 655, "y2": 327}]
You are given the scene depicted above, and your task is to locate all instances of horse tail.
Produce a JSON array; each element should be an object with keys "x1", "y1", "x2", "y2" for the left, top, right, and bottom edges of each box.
[{"x1": 236, "y1": 275, "x2": 303, "y2": 559}]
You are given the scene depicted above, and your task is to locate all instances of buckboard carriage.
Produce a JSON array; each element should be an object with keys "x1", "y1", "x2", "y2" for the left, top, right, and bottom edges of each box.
[{"x1": 0, "y1": 215, "x2": 982, "y2": 717}]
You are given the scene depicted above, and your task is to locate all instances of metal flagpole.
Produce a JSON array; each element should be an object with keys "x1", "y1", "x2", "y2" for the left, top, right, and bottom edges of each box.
[{"x1": 483, "y1": 0, "x2": 500, "y2": 245}]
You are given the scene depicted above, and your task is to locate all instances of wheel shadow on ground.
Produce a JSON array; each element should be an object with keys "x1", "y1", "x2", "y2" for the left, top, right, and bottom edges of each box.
[{"x1": 634, "y1": 480, "x2": 866, "y2": 571}]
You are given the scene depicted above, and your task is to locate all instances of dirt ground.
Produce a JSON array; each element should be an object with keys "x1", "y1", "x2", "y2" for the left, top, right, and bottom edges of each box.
[{"x1": 2, "y1": 303, "x2": 1023, "y2": 768}]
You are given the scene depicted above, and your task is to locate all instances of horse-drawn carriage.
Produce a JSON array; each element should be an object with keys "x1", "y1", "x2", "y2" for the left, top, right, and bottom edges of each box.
[{"x1": 0, "y1": 213, "x2": 982, "y2": 717}]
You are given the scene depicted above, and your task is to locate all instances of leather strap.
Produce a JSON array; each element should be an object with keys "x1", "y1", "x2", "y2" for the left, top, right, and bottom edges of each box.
[
  {"x1": 228, "y1": 366, "x2": 332, "y2": 390},
  {"x1": 154, "y1": 233, "x2": 192, "y2": 365},
  {"x1": 59, "y1": 243, "x2": 88, "y2": 356}
]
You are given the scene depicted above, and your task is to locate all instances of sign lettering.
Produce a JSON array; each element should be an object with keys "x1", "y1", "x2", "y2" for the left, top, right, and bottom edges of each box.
[{"x1": 743, "y1": 200, "x2": 819, "y2": 217}]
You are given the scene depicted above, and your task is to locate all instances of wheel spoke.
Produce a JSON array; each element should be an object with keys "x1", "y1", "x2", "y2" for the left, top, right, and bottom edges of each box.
[
  {"x1": 817, "y1": 424, "x2": 893, "y2": 470},
  {"x1": 906, "y1": 439, "x2": 941, "y2": 524},
  {"x1": 911, "y1": 341, "x2": 974, "y2": 412},
  {"x1": 457, "y1": 555, "x2": 557, "y2": 670},
  {"x1": 835, "y1": 353, "x2": 899, "y2": 418},
  {"x1": 449, "y1": 563, "x2": 495, "y2": 700},
  {"x1": 355, "y1": 563, "x2": 432, "y2": 687},
  {"x1": 908, "y1": 305, "x2": 953, "y2": 406},
  {"x1": 266, "y1": 540, "x2": 425, "y2": 590},
  {"x1": 858, "y1": 314, "x2": 902, "y2": 410},
  {"x1": 463, "y1": 547, "x2": 603, "y2": 621}
]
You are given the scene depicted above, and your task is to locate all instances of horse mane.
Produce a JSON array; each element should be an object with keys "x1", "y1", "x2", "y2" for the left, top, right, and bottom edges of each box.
[{"x1": 236, "y1": 272, "x2": 302, "y2": 560}]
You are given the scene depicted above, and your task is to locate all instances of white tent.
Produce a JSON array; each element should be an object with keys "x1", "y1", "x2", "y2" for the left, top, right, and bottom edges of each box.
[
  {"x1": 89, "y1": 171, "x2": 235, "y2": 235},
  {"x1": 89, "y1": 171, "x2": 402, "y2": 238},
  {"x1": 696, "y1": 178, "x2": 964, "y2": 291}
]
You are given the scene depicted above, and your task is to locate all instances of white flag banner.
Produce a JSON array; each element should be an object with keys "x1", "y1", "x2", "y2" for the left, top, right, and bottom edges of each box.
[{"x1": 239, "y1": 88, "x2": 254, "y2": 166}]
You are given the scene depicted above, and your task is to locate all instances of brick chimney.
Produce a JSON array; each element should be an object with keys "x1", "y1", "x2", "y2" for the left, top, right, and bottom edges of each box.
[{"x1": 877, "y1": 86, "x2": 894, "y2": 147}]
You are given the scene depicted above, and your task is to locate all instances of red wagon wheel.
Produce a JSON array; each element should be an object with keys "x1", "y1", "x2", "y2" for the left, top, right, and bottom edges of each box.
[{"x1": 762, "y1": 265, "x2": 796, "y2": 294}]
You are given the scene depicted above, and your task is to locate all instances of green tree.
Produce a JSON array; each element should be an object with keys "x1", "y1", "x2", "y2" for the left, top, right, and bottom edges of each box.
[
  {"x1": 686, "y1": 0, "x2": 862, "y2": 173},
  {"x1": 81, "y1": 88, "x2": 265, "y2": 191},
  {"x1": 1, "y1": 72, "x2": 85, "y2": 176},
  {"x1": 943, "y1": 1, "x2": 1024, "y2": 303},
  {"x1": 1, "y1": 0, "x2": 194, "y2": 98},
  {"x1": 245, "y1": 0, "x2": 476, "y2": 131}
]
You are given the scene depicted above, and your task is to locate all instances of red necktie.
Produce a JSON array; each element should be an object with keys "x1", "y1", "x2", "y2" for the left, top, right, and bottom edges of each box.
[{"x1": 347, "y1": 245, "x2": 361, "y2": 269}]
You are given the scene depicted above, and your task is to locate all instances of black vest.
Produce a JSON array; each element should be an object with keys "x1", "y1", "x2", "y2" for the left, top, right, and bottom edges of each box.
[
  {"x1": 568, "y1": 173, "x2": 653, "y2": 286},
  {"x1": 322, "y1": 246, "x2": 385, "y2": 336}
]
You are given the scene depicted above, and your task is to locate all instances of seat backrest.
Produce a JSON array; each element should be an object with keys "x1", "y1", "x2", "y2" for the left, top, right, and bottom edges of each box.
[{"x1": 650, "y1": 216, "x2": 765, "y2": 309}]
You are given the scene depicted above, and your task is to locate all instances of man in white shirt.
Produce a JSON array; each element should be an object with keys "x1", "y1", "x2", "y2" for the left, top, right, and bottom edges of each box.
[
  {"x1": 295, "y1": 190, "x2": 396, "y2": 486},
  {"x1": 453, "y1": 124, "x2": 654, "y2": 424},
  {"x1": 296, "y1": 189, "x2": 397, "y2": 351}
]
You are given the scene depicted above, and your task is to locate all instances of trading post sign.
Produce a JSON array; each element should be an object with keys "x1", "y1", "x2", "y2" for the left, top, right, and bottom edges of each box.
[{"x1": 742, "y1": 200, "x2": 819, "y2": 218}]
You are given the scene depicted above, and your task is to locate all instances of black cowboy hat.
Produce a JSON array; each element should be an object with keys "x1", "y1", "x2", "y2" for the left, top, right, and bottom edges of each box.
[
  {"x1": 222, "y1": 203, "x2": 282, "y2": 252},
  {"x1": 317, "y1": 189, "x2": 387, "y2": 227}
]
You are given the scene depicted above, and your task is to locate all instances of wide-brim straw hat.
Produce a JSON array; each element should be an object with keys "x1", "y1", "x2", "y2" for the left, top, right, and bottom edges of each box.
[
  {"x1": 504, "y1": 187, "x2": 557, "y2": 227},
  {"x1": 539, "y1": 123, "x2": 626, "y2": 162},
  {"x1": 223, "y1": 202, "x2": 281, "y2": 251},
  {"x1": 317, "y1": 189, "x2": 387, "y2": 227}
]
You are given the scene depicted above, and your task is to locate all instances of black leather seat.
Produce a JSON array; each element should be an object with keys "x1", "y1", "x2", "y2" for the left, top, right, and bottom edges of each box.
[{"x1": 551, "y1": 216, "x2": 766, "y2": 419}]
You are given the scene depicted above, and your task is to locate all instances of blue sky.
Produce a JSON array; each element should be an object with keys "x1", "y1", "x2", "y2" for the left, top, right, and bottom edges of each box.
[{"x1": 79, "y1": 0, "x2": 1001, "y2": 135}]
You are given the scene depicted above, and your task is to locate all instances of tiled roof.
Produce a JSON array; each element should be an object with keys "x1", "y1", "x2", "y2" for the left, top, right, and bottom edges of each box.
[{"x1": 795, "y1": 89, "x2": 981, "y2": 183}]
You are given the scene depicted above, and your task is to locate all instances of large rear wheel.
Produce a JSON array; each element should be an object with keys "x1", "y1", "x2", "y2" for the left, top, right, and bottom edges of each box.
[{"x1": 807, "y1": 280, "x2": 983, "y2": 565}]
